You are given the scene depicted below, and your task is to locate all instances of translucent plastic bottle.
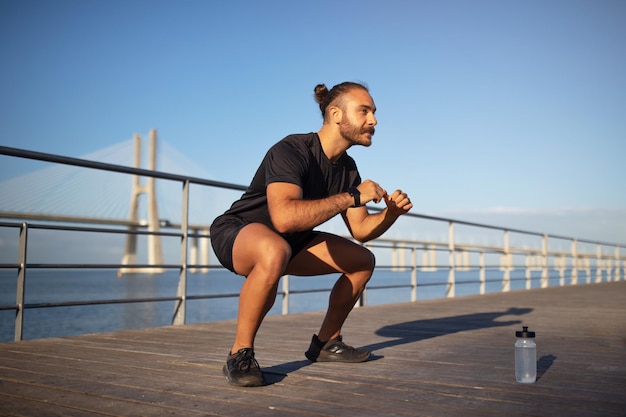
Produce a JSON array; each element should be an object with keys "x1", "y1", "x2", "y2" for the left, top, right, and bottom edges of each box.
[{"x1": 515, "y1": 326, "x2": 536, "y2": 383}]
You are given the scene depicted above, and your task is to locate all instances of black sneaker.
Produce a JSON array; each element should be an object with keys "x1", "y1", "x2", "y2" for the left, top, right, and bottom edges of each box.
[
  {"x1": 223, "y1": 348, "x2": 266, "y2": 387},
  {"x1": 305, "y1": 334, "x2": 371, "y2": 363}
]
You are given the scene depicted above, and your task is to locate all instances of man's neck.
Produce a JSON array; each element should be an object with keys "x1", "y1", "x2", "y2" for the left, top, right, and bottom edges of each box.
[{"x1": 317, "y1": 125, "x2": 349, "y2": 163}]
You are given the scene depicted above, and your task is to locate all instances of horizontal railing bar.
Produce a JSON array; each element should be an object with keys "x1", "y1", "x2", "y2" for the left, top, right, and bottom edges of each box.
[
  {"x1": 0, "y1": 145, "x2": 247, "y2": 191},
  {"x1": 0, "y1": 219, "x2": 205, "y2": 239},
  {"x1": 363, "y1": 240, "x2": 626, "y2": 258},
  {"x1": 366, "y1": 207, "x2": 550, "y2": 239},
  {"x1": 22, "y1": 222, "x2": 182, "y2": 237},
  {"x1": 368, "y1": 227, "x2": 625, "y2": 249},
  {"x1": 367, "y1": 284, "x2": 414, "y2": 291},
  {"x1": 22, "y1": 296, "x2": 182, "y2": 309},
  {"x1": 0, "y1": 264, "x2": 221, "y2": 271},
  {"x1": 0, "y1": 212, "x2": 143, "y2": 227},
  {"x1": 0, "y1": 221, "x2": 23, "y2": 228},
  {"x1": 186, "y1": 293, "x2": 241, "y2": 301},
  {"x1": 0, "y1": 212, "x2": 212, "y2": 232},
  {"x1": 284, "y1": 288, "x2": 334, "y2": 295},
  {"x1": 21, "y1": 264, "x2": 183, "y2": 269}
]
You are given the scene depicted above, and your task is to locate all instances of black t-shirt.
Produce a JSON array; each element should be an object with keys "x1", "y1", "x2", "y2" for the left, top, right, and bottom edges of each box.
[{"x1": 222, "y1": 132, "x2": 361, "y2": 232}]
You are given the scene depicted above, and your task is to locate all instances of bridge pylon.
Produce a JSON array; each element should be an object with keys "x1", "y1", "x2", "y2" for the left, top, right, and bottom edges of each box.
[{"x1": 118, "y1": 129, "x2": 164, "y2": 276}]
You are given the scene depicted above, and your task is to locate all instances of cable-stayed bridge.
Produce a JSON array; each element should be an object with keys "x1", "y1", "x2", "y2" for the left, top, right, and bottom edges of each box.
[
  {"x1": 0, "y1": 130, "x2": 240, "y2": 274},
  {"x1": 0, "y1": 132, "x2": 235, "y2": 223}
]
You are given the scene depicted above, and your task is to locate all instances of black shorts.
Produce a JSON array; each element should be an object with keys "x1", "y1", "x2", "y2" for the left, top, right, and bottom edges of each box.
[{"x1": 210, "y1": 214, "x2": 319, "y2": 274}]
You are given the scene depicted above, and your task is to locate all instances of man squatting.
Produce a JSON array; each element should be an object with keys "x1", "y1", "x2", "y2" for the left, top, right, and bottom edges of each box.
[{"x1": 210, "y1": 81, "x2": 412, "y2": 387}]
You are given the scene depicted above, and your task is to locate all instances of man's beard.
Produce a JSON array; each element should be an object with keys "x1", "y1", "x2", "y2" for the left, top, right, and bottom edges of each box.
[{"x1": 339, "y1": 117, "x2": 375, "y2": 147}]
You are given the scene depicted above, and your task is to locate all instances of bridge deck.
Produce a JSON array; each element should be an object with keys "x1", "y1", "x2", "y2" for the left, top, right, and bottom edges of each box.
[{"x1": 1, "y1": 281, "x2": 625, "y2": 417}]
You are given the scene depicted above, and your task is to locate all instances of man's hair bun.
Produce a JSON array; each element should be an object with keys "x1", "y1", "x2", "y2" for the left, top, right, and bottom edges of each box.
[{"x1": 313, "y1": 82, "x2": 368, "y2": 119}]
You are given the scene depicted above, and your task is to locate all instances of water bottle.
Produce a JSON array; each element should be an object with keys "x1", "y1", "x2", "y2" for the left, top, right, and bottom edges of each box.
[{"x1": 515, "y1": 326, "x2": 536, "y2": 383}]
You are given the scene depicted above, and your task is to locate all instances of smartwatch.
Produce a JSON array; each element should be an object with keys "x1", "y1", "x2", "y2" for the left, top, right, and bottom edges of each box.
[{"x1": 347, "y1": 186, "x2": 361, "y2": 207}]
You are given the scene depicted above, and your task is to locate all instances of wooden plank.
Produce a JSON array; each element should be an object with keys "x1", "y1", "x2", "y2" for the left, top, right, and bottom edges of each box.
[{"x1": 0, "y1": 281, "x2": 625, "y2": 417}]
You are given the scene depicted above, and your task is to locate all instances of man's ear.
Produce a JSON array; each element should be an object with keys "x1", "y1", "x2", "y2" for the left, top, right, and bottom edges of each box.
[{"x1": 328, "y1": 105, "x2": 342, "y2": 124}]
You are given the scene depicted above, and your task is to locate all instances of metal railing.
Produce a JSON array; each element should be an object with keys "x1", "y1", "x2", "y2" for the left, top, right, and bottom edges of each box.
[{"x1": 1, "y1": 145, "x2": 625, "y2": 341}]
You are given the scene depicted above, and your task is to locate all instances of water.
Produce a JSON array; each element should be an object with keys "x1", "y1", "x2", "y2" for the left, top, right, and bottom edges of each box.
[
  {"x1": 0, "y1": 268, "x2": 563, "y2": 342},
  {"x1": 515, "y1": 343, "x2": 537, "y2": 383}
]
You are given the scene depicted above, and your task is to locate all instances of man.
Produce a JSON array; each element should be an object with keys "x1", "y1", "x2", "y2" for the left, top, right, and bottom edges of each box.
[{"x1": 210, "y1": 81, "x2": 412, "y2": 387}]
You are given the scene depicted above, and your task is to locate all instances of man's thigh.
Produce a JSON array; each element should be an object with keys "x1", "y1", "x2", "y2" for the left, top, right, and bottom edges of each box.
[
  {"x1": 231, "y1": 223, "x2": 291, "y2": 277},
  {"x1": 285, "y1": 232, "x2": 375, "y2": 276}
]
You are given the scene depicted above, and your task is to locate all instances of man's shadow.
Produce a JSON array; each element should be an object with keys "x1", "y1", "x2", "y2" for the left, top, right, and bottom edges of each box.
[{"x1": 262, "y1": 307, "x2": 532, "y2": 385}]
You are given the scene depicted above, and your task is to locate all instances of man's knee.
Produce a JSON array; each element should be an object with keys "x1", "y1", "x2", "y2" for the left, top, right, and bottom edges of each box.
[
  {"x1": 255, "y1": 235, "x2": 292, "y2": 275},
  {"x1": 357, "y1": 246, "x2": 376, "y2": 273},
  {"x1": 333, "y1": 239, "x2": 376, "y2": 275},
  {"x1": 341, "y1": 248, "x2": 375, "y2": 292},
  {"x1": 233, "y1": 225, "x2": 292, "y2": 278}
]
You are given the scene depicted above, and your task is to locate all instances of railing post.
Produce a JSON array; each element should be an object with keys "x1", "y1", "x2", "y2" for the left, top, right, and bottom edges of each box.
[
  {"x1": 282, "y1": 275, "x2": 290, "y2": 315},
  {"x1": 616, "y1": 246, "x2": 622, "y2": 281},
  {"x1": 201, "y1": 228, "x2": 210, "y2": 274},
  {"x1": 595, "y1": 244, "x2": 602, "y2": 283},
  {"x1": 15, "y1": 222, "x2": 28, "y2": 341},
  {"x1": 173, "y1": 179, "x2": 190, "y2": 325},
  {"x1": 410, "y1": 246, "x2": 417, "y2": 302},
  {"x1": 541, "y1": 234, "x2": 549, "y2": 288},
  {"x1": 524, "y1": 252, "x2": 531, "y2": 290},
  {"x1": 571, "y1": 239, "x2": 578, "y2": 285},
  {"x1": 558, "y1": 255, "x2": 566, "y2": 286},
  {"x1": 502, "y1": 230, "x2": 511, "y2": 292},
  {"x1": 190, "y1": 228, "x2": 199, "y2": 274},
  {"x1": 479, "y1": 251, "x2": 486, "y2": 295},
  {"x1": 446, "y1": 221, "x2": 455, "y2": 298}
]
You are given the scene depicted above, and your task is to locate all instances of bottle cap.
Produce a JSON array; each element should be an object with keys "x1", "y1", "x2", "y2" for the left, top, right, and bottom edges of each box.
[{"x1": 515, "y1": 326, "x2": 535, "y2": 338}]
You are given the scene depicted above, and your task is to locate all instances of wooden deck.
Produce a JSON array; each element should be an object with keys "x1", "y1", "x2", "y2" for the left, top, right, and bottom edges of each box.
[{"x1": 1, "y1": 281, "x2": 625, "y2": 417}]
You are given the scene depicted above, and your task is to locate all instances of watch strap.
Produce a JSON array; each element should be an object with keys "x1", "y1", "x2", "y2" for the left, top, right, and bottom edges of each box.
[{"x1": 347, "y1": 186, "x2": 361, "y2": 207}]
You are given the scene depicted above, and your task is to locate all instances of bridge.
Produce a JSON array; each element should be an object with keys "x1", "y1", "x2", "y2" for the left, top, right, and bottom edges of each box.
[{"x1": 0, "y1": 130, "x2": 237, "y2": 275}]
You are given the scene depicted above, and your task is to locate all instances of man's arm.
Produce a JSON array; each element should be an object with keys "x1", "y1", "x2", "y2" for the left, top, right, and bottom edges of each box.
[
  {"x1": 342, "y1": 189, "x2": 413, "y2": 242},
  {"x1": 267, "y1": 180, "x2": 411, "y2": 240},
  {"x1": 267, "y1": 182, "x2": 354, "y2": 233}
]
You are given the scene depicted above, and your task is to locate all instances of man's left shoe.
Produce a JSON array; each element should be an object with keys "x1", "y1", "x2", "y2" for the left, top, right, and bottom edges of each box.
[
  {"x1": 223, "y1": 348, "x2": 266, "y2": 387},
  {"x1": 305, "y1": 334, "x2": 371, "y2": 363}
]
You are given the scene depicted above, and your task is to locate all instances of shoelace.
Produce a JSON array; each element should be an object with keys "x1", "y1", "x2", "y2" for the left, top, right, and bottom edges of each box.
[
  {"x1": 234, "y1": 348, "x2": 260, "y2": 372},
  {"x1": 325, "y1": 337, "x2": 356, "y2": 353}
]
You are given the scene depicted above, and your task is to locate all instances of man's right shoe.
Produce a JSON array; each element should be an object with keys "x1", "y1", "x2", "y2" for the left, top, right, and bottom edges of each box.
[
  {"x1": 223, "y1": 348, "x2": 266, "y2": 387},
  {"x1": 305, "y1": 334, "x2": 371, "y2": 363}
]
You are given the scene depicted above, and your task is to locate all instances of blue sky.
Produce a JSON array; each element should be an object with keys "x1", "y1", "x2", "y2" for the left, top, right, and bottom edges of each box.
[{"x1": 1, "y1": 0, "x2": 625, "y2": 244}]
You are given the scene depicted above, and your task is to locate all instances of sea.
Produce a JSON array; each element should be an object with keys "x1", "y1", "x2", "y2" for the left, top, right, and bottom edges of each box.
[{"x1": 0, "y1": 268, "x2": 571, "y2": 342}]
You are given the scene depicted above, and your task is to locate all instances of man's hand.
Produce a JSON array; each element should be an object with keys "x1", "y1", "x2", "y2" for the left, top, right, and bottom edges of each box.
[
  {"x1": 342, "y1": 186, "x2": 413, "y2": 242},
  {"x1": 357, "y1": 179, "x2": 387, "y2": 204},
  {"x1": 384, "y1": 190, "x2": 412, "y2": 217}
]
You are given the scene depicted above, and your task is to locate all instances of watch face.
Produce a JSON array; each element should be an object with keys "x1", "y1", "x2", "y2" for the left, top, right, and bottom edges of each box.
[{"x1": 348, "y1": 187, "x2": 360, "y2": 207}]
